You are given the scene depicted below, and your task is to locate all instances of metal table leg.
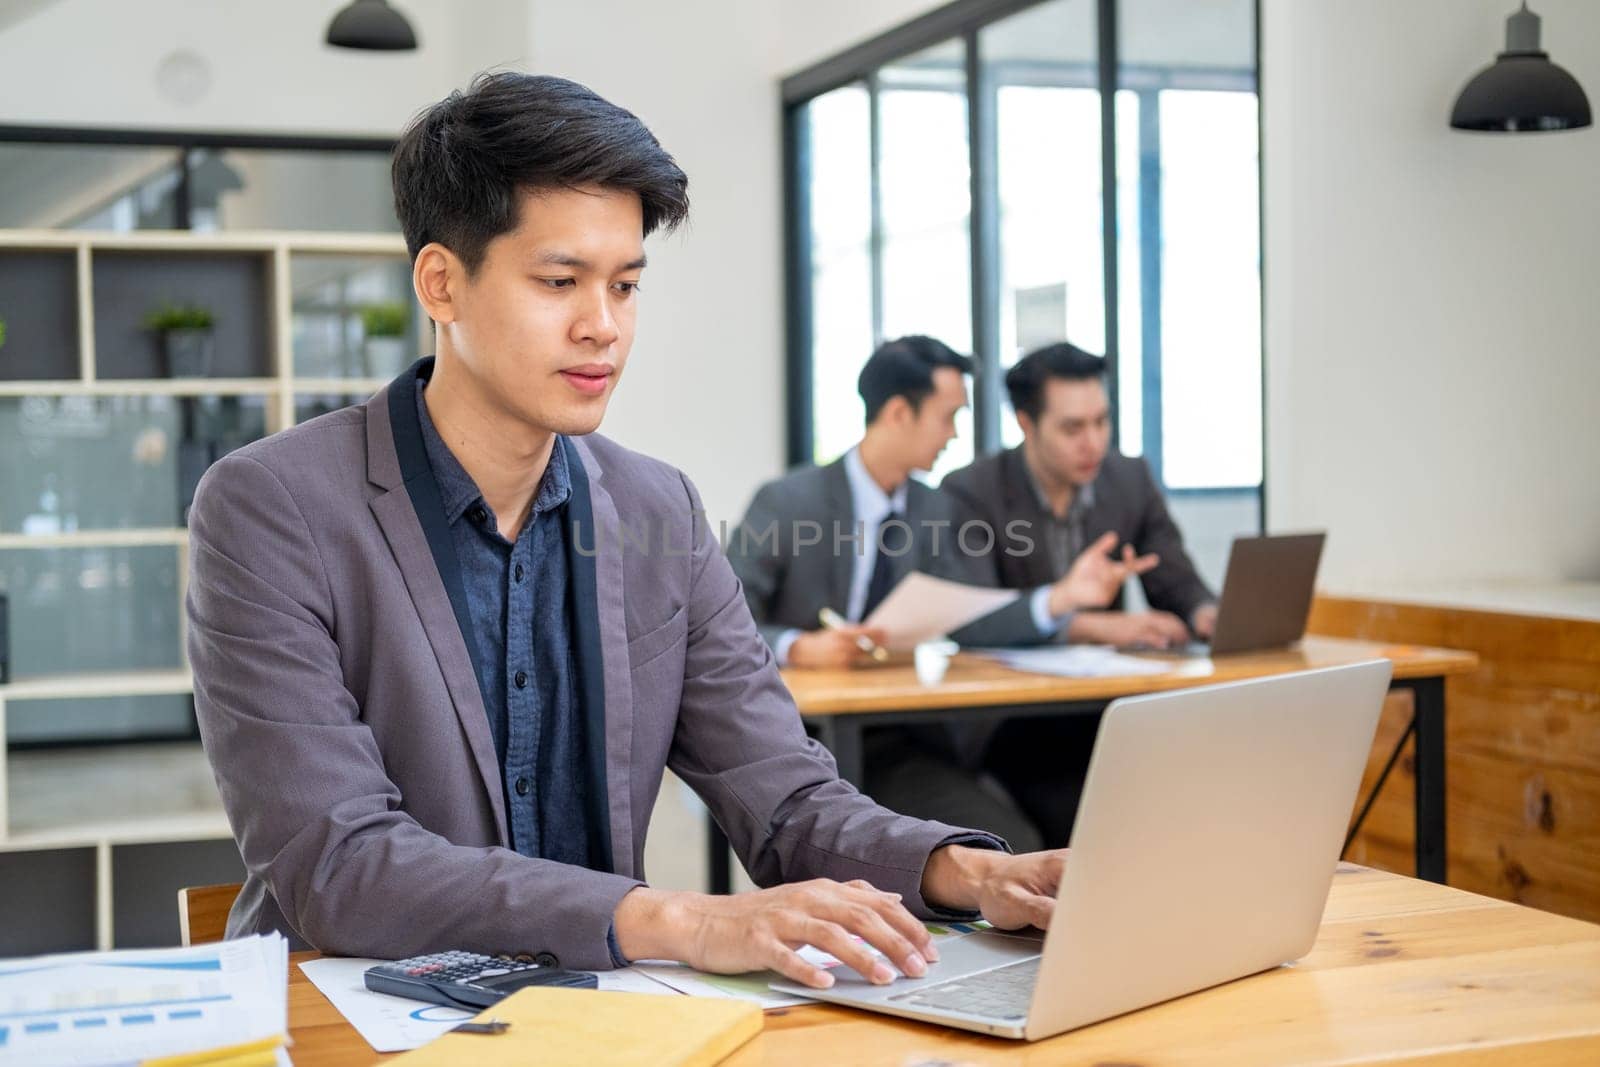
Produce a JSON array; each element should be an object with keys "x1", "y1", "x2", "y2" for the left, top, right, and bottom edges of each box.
[
  {"x1": 707, "y1": 817, "x2": 732, "y2": 895},
  {"x1": 1409, "y1": 676, "x2": 1448, "y2": 883}
]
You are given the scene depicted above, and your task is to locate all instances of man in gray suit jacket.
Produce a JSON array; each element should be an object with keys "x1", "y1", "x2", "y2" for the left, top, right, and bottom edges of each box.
[
  {"x1": 942, "y1": 341, "x2": 1218, "y2": 845},
  {"x1": 727, "y1": 337, "x2": 1156, "y2": 850},
  {"x1": 186, "y1": 74, "x2": 1066, "y2": 991},
  {"x1": 941, "y1": 342, "x2": 1216, "y2": 647}
]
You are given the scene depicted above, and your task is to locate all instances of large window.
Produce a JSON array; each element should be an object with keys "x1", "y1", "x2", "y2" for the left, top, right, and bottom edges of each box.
[{"x1": 786, "y1": 0, "x2": 1262, "y2": 582}]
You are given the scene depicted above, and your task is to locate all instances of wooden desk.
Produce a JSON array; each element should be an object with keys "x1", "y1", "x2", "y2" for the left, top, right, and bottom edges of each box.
[
  {"x1": 1314, "y1": 589, "x2": 1600, "y2": 923},
  {"x1": 285, "y1": 865, "x2": 1600, "y2": 1066},
  {"x1": 704, "y1": 637, "x2": 1477, "y2": 893}
]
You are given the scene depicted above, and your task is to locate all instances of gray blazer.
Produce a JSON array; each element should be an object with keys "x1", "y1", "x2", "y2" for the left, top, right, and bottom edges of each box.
[
  {"x1": 186, "y1": 362, "x2": 991, "y2": 970},
  {"x1": 726, "y1": 457, "x2": 1045, "y2": 653},
  {"x1": 941, "y1": 447, "x2": 1215, "y2": 623}
]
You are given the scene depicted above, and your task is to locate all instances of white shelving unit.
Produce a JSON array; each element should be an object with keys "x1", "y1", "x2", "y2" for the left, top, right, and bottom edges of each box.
[{"x1": 0, "y1": 229, "x2": 412, "y2": 949}]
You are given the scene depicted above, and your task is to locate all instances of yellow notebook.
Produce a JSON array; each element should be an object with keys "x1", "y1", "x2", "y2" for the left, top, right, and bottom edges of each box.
[{"x1": 389, "y1": 987, "x2": 762, "y2": 1067}]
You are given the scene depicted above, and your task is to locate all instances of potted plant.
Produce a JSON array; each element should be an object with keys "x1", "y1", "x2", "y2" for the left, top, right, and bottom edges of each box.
[
  {"x1": 358, "y1": 301, "x2": 411, "y2": 377},
  {"x1": 144, "y1": 303, "x2": 216, "y2": 378}
]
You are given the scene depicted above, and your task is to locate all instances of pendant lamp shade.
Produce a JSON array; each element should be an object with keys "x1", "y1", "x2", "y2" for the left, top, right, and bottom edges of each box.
[
  {"x1": 1451, "y1": 3, "x2": 1590, "y2": 131},
  {"x1": 326, "y1": 0, "x2": 418, "y2": 52}
]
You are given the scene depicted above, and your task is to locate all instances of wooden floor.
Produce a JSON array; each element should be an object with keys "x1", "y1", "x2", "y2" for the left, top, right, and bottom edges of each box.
[{"x1": 1315, "y1": 594, "x2": 1600, "y2": 923}]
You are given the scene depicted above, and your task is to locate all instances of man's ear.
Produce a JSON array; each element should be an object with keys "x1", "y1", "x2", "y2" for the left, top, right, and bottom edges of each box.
[
  {"x1": 880, "y1": 394, "x2": 913, "y2": 427},
  {"x1": 413, "y1": 242, "x2": 462, "y2": 325},
  {"x1": 1016, "y1": 411, "x2": 1037, "y2": 440}
]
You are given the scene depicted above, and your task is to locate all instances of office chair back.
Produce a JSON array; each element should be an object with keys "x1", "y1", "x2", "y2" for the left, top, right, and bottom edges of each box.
[{"x1": 177, "y1": 882, "x2": 243, "y2": 945}]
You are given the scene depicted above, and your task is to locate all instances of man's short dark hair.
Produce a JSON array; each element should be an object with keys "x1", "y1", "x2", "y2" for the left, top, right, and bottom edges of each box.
[
  {"x1": 392, "y1": 72, "x2": 690, "y2": 272},
  {"x1": 857, "y1": 335, "x2": 974, "y2": 425},
  {"x1": 1005, "y1": 341, "x2": 1106, "y2": 421}
]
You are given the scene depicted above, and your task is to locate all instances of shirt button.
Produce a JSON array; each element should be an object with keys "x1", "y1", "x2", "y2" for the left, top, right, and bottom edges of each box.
[
  {"x1": 470, "y1": 505, "x2": 489, "y2": 525},
  {"x1": 514, "y1": 670, "x2": 528, "y2": 688},
  {"x1": 515, "y1": 776, "x2": 531, "y2": 796},
  {"x1": 514, "y1": 563, "x2": 525, "y2": 583}
]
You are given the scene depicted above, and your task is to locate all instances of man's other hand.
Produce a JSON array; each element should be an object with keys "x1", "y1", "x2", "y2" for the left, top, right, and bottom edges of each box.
[
  {"x1": 920, "y1": 845, "x2": 1068, "y2": 930},
  {"x1": 1047, "y1": 531, "x2": 1159, "y2": 616},
  {"x1": 1068, "y1": 609, "x2": 1189, "y2": 650},
  {"x1": 787, "y1": 626, "x2": 887, "y2": 669}
]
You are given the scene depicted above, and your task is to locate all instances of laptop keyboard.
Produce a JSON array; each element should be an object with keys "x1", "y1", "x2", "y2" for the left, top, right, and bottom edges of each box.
[{"x1": 886, "y1": 957, "x2": 1040, "y2": 1020}]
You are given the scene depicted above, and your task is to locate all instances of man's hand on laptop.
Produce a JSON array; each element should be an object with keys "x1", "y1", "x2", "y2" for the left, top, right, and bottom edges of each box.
[
  {"x1": 921, "y1": 844, "x2": 1068, "y2": 931},
  {"x1": 613, "y1": 879, "x2": 939, "y2": 990},
  {"x1": 1191, "y1": 603, "x2": 1219, "y2": 640},
  {"x1": 1068, "y1": 610, "x2": 1189, "y2": 650},
  {"x1": 1047, "y1": 531, "x2": 1159, "y2": 617}
]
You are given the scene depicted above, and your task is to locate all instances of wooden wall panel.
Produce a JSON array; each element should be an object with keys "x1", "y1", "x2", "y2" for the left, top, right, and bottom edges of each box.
[{"x1": 1316, "y1": 594, "x2": 1600, "y2": 923}]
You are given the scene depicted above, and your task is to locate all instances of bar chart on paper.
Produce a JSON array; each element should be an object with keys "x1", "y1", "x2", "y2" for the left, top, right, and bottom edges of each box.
[{"x1": 0, "y1": 933, "x2": 287, "y2": 1066}]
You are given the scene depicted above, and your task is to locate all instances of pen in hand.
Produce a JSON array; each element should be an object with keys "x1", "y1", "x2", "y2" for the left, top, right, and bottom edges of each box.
[{"x1": 818, "y1": 607, "x2": 890, "y2": 662}]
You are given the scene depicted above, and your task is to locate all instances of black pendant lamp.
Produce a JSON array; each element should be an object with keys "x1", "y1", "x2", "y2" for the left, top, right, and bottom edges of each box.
[
  {"x1": 1451, "y1": 3, "x2": 1590, "y2": 132},
  {"x1": 326, "y1": 0, "x2": 418, "y2": 51}
]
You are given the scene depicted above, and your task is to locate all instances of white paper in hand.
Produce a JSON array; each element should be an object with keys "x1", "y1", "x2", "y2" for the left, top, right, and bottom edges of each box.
[{"x1": 862, "y1": 572, "x2": 1020, "y2": 650}]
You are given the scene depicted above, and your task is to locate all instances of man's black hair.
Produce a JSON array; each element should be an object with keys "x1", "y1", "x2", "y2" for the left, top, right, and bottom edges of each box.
[
  {"x1": 857, "y1": 335, "x2": 974, "y2": 426},
  {"x1": 1004, "y1": 341, "x2": 1106, "y2": 421},
  {"x1": 392, "y1": 72, "x2": 690, "y2": 271}
]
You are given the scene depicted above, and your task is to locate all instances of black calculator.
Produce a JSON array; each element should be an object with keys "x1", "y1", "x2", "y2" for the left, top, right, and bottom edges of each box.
[{"x1": 364, "y1": 950, "x2": 598, "y2": 1009}]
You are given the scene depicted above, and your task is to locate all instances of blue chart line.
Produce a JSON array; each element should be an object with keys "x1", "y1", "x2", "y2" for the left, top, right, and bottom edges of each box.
[
  {"x1": 169, "y1": 1009, "x2": 204, "y2": 1020},
  {"x1": 0, "y1": 993, "x2": 232, "y2": 1022},
  {"x1": 72, "y1": 1017, "x2": 108, "y2": 1028},
  {"x1": 0, "y1": 958, "x2": 223, "y2": 979},
  {"x1": 24, "y1": 1022, "x2": 60, "y2": 1034},
  {"x1": 121, "y1": 1014, "x2": 156, "y2": 1025},
  {"x1": 410, "y1": 1005, "x2": 472, "y2": 1022}
]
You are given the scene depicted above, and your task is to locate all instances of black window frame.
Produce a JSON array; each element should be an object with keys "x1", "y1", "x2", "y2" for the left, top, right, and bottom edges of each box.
[{"x1": 781, "y1": 0, "x2": 1266, "y2": 516}]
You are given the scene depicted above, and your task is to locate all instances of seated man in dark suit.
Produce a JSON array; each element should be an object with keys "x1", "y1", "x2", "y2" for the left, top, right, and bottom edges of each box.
[
  {"x1": 727, "y1": 336, "x2": 1155, "y2": 851},
  {"x1": 942, "y1": 340, "x2": 1218, "y2": 844}
]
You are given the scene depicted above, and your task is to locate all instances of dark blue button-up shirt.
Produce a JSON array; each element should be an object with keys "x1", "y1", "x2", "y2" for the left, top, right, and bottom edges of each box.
[{"x1": 415, "y1": 384, "x2": 596, "y2": 870}]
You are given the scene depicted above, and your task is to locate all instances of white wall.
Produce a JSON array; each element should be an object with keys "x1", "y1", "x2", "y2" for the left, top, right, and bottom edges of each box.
[
  {"x1": 0, "y1": 0, "x2": 530, "y2": 134},
  {"x1": 775, "y1": 0, "x2": 944, "y2": 78},
  {"x1": 1262, "y1": 0, "x2": 1600, "y2": 587},
  {"x1": 519, "y1": 0, "x2": 786, "y2": 527}
]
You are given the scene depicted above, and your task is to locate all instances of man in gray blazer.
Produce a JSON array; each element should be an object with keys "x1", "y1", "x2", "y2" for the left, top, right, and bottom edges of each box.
[
  {"x1": 726, "y1": 336, "x2": 1156, "y2": 849},
  {"x1": 186, "y1": 73, "x2": 1065, "y2": 991},
  {"x1": 942, "y1": 340, "x2": 1218, "y2": 844}
]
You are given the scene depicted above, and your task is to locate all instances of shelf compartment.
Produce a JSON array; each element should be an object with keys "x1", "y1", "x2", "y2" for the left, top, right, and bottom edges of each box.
[
  {"x1": 0, "y1": 544, "x2": 183, "y2": 678},
  {"x1": 0, "y1": 248, "x2": 81, "y2": 381},
  {"x1": 91, "y1": 248, "x2": 274, "y2": 380},
  {"x1": 290, "y1": 252, "x2": 419, "y2": 380},
  {"x1": 3, "y1": 740, "x2": 226, "y2": 847},
  {"x1": 0, "y1": 393, "x2": 270, "y2": 533}
]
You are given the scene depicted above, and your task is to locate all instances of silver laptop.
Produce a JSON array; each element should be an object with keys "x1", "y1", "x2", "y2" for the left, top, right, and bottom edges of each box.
[
  {"x1": 1202, "y1": 532, "x2": 1327, "y2": 655},
  {"x1": 771, "y1": 660, "x2": 1391, "y2": 1040}
]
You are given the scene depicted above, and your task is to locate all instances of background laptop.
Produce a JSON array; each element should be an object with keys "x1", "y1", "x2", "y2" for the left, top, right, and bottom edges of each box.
[
  {"x1": 1202, "y1": 531, "x2": 1327, "y2": 655},
  {"x1": 772, "y1": 660, "x2": 1391, "y2": 1040}
]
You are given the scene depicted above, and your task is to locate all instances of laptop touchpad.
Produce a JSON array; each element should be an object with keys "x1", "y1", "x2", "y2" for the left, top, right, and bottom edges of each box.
[{"x1": 828, "y1": 929, "x2": 1043, "y2": 987}]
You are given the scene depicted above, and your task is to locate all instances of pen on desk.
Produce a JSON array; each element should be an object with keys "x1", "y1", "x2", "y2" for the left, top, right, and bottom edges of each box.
[{"x1": 818, "y1": 606, "x2": 889, "y2": 662}]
